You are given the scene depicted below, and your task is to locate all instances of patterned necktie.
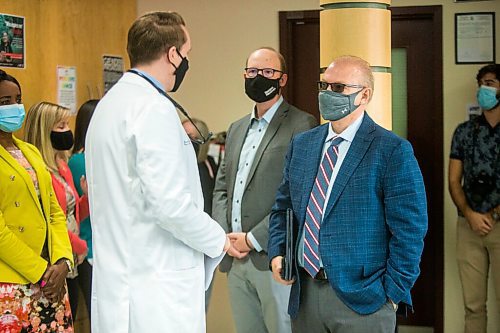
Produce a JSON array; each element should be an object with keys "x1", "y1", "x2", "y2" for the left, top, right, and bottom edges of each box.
[{"x1": 303, "y1": 136, "x2": 344, "y2": 278}]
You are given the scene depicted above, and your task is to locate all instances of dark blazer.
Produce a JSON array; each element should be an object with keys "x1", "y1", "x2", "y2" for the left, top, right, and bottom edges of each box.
[
  {"x1": 213, "y1": 100, "x2": 317, "y2": 272},
  {"x1": 268, "y1": 113, "x2": 428, "y2": 317},
  {"x1": 199, "y1": 156, "x2": 217, "y2": 216}
]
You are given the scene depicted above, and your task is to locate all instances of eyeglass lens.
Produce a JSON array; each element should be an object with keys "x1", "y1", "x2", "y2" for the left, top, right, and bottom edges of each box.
[
  {"x1": 318, "y1": 81, "x2": 347, "y2": 93},
  {"x1": 245, "y1": 68, "x2": 280, "y2": 79}
]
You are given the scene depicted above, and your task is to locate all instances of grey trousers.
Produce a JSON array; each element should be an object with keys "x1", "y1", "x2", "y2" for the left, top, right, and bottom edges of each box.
[
  {"x1": 292, "y1": 272, "x2": 396, "y2": 333},
  {"x1": 227, "y1": 259, "x2": 292, "y2": 333}
]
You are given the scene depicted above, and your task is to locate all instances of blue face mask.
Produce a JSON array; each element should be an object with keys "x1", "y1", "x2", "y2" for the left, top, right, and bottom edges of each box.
[
  {"x1": 0, "y1": 103, "x2": 25, "y2": 133},
  {"x1": 477, "y1": 85, "x2": 499, "y2": 111},
  {"x1": 318, "y1": 90, "x2": 361, "y2": 121}
]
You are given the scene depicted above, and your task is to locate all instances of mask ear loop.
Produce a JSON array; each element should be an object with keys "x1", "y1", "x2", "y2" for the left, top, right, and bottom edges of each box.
[{"x1": 348, "y1": 88, "x2": 365, "y2": 108}]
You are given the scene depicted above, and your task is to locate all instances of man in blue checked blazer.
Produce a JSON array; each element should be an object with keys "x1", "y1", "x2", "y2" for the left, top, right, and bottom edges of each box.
[{"x1": 268, "y1": 55, "x2": 428, "y2": 333}]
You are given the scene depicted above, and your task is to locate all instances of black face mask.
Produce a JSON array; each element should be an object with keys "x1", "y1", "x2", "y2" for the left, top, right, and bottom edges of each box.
[
  {"x1": 50, "y1": 130, "x2": 74, "y2": 151},
  {"x1": 245, "y1": 75, "x2": 281, "y2": 103},
  {"x1": 171, "y1": 49, "x2": 189, "y2": 92}
]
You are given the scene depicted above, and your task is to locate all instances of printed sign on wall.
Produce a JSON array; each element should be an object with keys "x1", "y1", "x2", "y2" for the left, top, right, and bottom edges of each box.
[
  {"x1": 103, "y1": 55, "x2": 124, "y2": 94},
  {"x1": 0, "y1": 13, "x2": 25, "y2": 68},
  {"x1": 57, "y1": 66, "x2": 77, "y2": 114}
]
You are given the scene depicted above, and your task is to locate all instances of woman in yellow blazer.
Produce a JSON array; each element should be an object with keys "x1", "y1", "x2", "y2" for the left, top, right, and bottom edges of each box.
[{"x1": 0, "y1": 70, "x2": 74, "y2": 332}]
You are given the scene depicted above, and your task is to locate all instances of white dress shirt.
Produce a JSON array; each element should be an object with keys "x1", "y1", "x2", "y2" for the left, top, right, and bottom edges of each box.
[{"x1": 297, "y1": 113, "x2": 364, "y2": 267}]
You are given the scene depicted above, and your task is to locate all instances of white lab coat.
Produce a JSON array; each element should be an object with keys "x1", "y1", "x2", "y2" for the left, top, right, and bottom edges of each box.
[{"x1": 85, "y1": 72, "x2": 226, "y2": 333}]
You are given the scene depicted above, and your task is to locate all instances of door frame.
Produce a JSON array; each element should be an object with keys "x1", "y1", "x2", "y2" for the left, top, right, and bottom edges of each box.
[
  {"x1": 279, "y1": 10, "x2": 321, "y2": 106},
  {"x1": 391, "y1": 7, "x2": 443, "y2": 332}
]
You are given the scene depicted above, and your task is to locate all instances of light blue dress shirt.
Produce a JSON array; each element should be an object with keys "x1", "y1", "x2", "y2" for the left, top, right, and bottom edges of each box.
[
  {"x1": 297, "y1": 113, "x2": 364, "y2": 267},
  {"x1": 132, "y1": 68, "x2": 165, "y2": 92},
  {"x1": 231, "y1": 96, "x2": 284, "y2": 252}
]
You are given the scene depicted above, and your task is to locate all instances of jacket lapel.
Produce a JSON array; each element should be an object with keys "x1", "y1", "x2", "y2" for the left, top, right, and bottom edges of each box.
[
  {"x1": 322, "y1": 113, "x2": 376, "y2": 220},
  {"x1": 244, "y1": 101, "x2": 288, "y2": 190},
  {"x1": 2, "y1": 138, "x2": 46, "y2": 218},
  {"x1": 298, "y1": 124, "x2": 329, "y2": 221},
  {"x1": 227, "y1": 115, "x2": 251, "y2": 194}
]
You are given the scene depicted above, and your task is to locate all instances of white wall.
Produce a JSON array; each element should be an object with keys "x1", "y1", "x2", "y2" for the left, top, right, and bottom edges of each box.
[
  {"x1": 138, "y1": 0, "x2": 320, "y2": 133},
  {"x1": 137, "y1": 1, "x2": 499, "y2": 332}
]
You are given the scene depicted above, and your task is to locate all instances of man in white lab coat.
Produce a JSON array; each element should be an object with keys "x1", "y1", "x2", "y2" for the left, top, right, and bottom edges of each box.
[{"x1": 85, "y1": 12, "x2": 229, "y2": 333}]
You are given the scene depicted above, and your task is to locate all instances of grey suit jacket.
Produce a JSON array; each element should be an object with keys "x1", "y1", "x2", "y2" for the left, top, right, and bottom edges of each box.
[{"x1": 212, "y1": 100, "x2": 317, "y2": 272}]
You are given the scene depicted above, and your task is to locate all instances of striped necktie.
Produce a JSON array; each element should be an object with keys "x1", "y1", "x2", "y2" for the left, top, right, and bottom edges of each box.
[{"x1": 303, "y1": 136, "x2": 344, "y2": 278}]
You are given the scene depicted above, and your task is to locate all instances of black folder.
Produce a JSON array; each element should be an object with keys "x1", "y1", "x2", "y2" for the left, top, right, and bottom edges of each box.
[{"x1": 281, "y1": 208, "x2": 295, "y2": 281}]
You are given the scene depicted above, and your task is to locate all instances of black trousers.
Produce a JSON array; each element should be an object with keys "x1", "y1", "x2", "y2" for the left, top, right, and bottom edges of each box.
[{"x1": 66, "y1": 259, "x2": 92, "y2": 321}]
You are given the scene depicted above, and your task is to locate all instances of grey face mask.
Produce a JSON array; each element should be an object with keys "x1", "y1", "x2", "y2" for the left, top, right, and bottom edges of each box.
[{"x1": 318, "y1": 90, "x2": 362, "y2": 121}]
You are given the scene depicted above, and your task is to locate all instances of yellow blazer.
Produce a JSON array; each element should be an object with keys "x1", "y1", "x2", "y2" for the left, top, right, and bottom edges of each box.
[{"x1": 0, "y1": 136, "x2": 73, "y2": 284}]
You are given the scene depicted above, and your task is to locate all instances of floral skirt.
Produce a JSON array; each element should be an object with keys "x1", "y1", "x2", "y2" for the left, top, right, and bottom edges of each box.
[{"x1": 0, "y1": 283, "x2": 73, "y2": 333}]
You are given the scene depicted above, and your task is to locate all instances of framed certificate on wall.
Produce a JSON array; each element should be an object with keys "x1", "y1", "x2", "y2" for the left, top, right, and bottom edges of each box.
[{"x1": 455, "y1": 12, "x2": 496, "y2": 64}]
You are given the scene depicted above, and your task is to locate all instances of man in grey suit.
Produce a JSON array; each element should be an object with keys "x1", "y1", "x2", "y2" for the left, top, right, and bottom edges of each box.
[{"x1": 212, "y1": 47, "x2": 317, "y2": 333}]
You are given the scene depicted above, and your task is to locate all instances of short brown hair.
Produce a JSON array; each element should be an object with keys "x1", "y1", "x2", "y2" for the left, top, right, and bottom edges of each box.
[
  {"x1": 476, "y1": 64, "x2": 500, "y2": 84},
  {"x1": 127, "y1": 11, "x2": 186, "y2": 67}
]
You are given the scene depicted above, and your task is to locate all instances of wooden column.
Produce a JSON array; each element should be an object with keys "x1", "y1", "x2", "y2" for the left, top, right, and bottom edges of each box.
[{"x1": 320, "y1": 0, "x2": 392, "y2": 129}]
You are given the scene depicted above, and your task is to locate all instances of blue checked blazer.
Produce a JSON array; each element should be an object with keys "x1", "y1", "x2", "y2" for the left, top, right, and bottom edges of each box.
[{"x1": 268, "y1": 113, "x2": 428, "y2": 317}]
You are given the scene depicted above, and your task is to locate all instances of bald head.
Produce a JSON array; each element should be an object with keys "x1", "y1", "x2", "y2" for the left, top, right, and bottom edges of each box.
[
  {"x1": 246, "y1": 47, "x2": 287, "y2": 73},
  {"x1": 327, "y1": 55, "x2": 374, "y2": 92}
]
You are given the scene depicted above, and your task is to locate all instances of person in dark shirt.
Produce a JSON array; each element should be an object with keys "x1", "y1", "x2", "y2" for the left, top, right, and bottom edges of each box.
[
  {"x1": 182, "y1": 118, "x2": 218, "y2": 215},
  {"x1": 448, "y1": 63, "x2": 500, "y2": 333},
  {"x1": 182, "y1": 117, "x2": 218, "y2": 311}
]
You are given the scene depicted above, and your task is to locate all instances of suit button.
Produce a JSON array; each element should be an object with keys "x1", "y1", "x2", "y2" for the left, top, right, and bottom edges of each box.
[
  {"x1": 18, "y1": 226, "x2": 24, "y2": 232},
  {"x1": 10, "y1": 175, "x2": 15, "y2": 181},
  {"x1": 14, "y1": 201, "x2": 20, "y2": 207}
]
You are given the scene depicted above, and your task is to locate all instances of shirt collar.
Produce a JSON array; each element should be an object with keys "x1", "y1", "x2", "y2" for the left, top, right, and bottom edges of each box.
[
  {"x1": 326, "y1": 112, "x2": 364, "y2": 144},
  {"x1": 251, "y1": 96, "x2": 284, "y2": 124},
  {"x1": 131, "y1": 68, "x2": 165, "y2": 93}
]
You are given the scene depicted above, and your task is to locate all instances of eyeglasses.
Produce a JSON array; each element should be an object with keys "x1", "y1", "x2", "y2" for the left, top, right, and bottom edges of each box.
[
  {"x1": 317, "y1": 81, "x2": 364, "y2": 93},
  {"x1": 245, "y1": 67, "x2": 283, "y2": 79}
]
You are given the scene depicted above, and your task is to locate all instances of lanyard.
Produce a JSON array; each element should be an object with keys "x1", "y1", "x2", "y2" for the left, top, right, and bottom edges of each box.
[{"x1": 127, "y1": 69, "x2": 211, "y2": 144}]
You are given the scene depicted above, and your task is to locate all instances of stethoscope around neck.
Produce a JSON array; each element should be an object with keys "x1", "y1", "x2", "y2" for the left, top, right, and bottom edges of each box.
[{"x1": 127, "y1": 69, "x2": 212, "y2": 145}]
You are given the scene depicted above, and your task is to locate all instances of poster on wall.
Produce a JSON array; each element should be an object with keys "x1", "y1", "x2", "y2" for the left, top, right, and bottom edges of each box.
[
  {"x1": 0, "y1": 13, "x2": 25, "y2": 68},
  {"x1": 455, "y1": 12, "x2": 496, "y2": 64},
  {"x1": 57, "y1": 66, "x2": 77, "y2": 114},
  {"x1": 103, "y1": 55, "x2": 124, "y2": 94}
]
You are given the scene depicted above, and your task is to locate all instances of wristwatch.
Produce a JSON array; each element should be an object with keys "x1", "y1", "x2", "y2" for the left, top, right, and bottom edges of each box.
[{"x1": 63, "y1": 259, "x2": 74, "y2": 274}]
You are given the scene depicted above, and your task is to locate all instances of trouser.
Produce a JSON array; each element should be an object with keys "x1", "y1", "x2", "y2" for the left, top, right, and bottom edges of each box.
[
  {"x1": 227, "y1": 259, "x2": 292, "y2": 333},
  {"x1": 205, "y1": 277, "x2": 214, "y2": 312},
  {"x1": 66, "y1": 259, "x2": 92, "y2": 321},
  {"x1": 456, "y1": 216, "x2": 500, "y2": 333},
  {"x1": 77, "y1": 259, "x2": 92, "y2": 320},
  {"x1": 292, "y1": 269, "x2": 396, "y2": 333}
]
